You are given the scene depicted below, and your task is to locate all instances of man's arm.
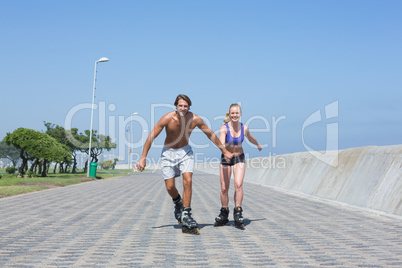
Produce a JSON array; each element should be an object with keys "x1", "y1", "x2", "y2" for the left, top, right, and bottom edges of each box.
[
  {"x1": 196, "y1": 117, "x2": 232, "y2": 160},
  {"x1": 218, "y1": 124, "x2": 227, "y2": 146},
  {"x1": 136, "y1": 115, "x2": 168, "y2": 171}
]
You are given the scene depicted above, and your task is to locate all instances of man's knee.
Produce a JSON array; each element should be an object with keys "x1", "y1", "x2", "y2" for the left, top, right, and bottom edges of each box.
[
  {"x1": 182, "y1": 173, "x2": 193, "y2": 187},
  {"x1": 166, "y1": 184, "x2": 177, "y2": 193},
  {"x1": 165, "y1": 178, "x2": 176, "y2": 192}
]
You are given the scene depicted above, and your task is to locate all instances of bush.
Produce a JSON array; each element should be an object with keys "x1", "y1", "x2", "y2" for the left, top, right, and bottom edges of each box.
[
  {"x1": 98, "y1": 160, "x2": 114, "y2": 170},
  {"x1": 6, "y1": 167, "x2": 17, "y2": 175},
  {"x1": 26, "y1": 170, "x2": 34, "y2": 178}
]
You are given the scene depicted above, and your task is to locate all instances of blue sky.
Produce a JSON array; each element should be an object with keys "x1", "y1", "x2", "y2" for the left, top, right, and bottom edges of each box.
[{"x1": 1, "y1": 0, "x2": 401, "y2": 163}]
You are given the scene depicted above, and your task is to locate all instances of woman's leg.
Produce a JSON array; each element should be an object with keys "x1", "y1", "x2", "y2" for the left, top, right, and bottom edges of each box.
[
  {"x1": 219, "y1": 164, "x2": 232, "y2": 208},
  {"x1": 233, "y1": 162, "x2": 246, "y2": 207}
]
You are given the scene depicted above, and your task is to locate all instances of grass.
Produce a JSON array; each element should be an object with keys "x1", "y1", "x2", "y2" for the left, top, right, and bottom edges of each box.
[{"x1": 0, "y1": 168, "x2": 135, "y2": 198}]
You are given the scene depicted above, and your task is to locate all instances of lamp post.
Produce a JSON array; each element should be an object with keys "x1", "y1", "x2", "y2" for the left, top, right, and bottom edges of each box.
[
  {"x1": 129, "y1": 112, "x2": 138, "y2": 169},
  {"x1": 87, "y1": 57, "x2": 109, "y2": 177},
  {"x1": 142, "y1": 130, "x2": 148, "y2": 145}
]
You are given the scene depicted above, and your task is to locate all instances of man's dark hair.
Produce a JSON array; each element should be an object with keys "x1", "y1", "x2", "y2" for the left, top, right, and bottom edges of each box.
[{"x1": 174, "y1": 94, "x2": 192, "y2": 107}]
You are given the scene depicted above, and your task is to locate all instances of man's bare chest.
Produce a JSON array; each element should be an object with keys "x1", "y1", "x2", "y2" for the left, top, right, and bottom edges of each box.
[{"x1": 166, "y1": 119, "x2": 195, "y2": 136}]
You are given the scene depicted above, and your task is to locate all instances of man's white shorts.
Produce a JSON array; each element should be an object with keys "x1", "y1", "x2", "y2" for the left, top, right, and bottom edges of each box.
[{"x1": 161, "y1": 145, "x2": 194, "y2": 180}]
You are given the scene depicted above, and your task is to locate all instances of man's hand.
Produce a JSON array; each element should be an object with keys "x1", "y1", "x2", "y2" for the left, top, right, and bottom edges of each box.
[
  {"x1": 223, "y1": 151, "x2": 233, "y2": 162},
  {"x1": 136, "y1": 157, "x2": 146, "y2": 171}
]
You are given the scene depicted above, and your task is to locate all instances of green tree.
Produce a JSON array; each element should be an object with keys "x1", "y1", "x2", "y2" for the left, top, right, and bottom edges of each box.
[
  {"x1": 0, "y1": 140, "x2": 20, "y2": 167},
  {"x1": 44, "y1": 122, "x2": 81, "y2": 173},
  {"x1": 4, "y1": 128, "x2": 71, "y2": 177},
  {"x1": 91, "y1": 133, "x2": 117, "y2": 163},
  {"x1": 65, "y1": 129, "x2": 93, "y2": 173},
  {"x1": 4, "y1": 128, "x2": 39, "y2": 176},
  {"x1": 113, "y1": 158, "x2": 119, "y2": 170},
  {"x1": 65, "y1": 129, "x2": 116, "y2": 173},
  {"x1": 33, "y1": 133, "x2": 71, "y2": 177}
]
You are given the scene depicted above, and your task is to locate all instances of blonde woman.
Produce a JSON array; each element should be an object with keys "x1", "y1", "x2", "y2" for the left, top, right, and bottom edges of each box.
[{"x1": 214, "y1": 103, "x2": 262, "y2": 229}]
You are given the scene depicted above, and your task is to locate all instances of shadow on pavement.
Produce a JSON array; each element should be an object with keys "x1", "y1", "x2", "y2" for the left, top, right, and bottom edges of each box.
[{"x1": 151, "y1": 218, "x2": 265, "y2": 230}]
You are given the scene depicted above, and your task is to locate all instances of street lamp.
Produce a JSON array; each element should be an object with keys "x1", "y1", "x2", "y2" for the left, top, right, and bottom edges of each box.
[
  {"x1": 142, "y1": 129, "x2": 148, "y2": 149},
  {"x1": 129, "y1": 112, "x2": 138, "y2": 169},
  {"x1": 87, "y1": 57, "x2": 109, "y2": 177}
]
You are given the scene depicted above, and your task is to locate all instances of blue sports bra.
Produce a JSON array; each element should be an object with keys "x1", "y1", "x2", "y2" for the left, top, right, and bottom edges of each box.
[{"x1": 225, "y1": 123, "x2": 244, "y2": 145}]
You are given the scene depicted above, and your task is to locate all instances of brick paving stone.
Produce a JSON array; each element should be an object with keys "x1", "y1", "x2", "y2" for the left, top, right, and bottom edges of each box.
[{"x1": 0, "y1": 170, "x2": 401, "y2": 267}]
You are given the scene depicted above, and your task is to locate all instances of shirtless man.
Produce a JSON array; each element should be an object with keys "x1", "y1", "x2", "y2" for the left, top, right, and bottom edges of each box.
[{"x1": 136, "y1": 94, "x2": 232, "y2": 234}]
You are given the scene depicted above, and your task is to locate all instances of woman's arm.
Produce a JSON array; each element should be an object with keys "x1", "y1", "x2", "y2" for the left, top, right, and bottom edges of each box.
[{"x1": 244, "y1": 125, "x2": 263, "y2": 151}]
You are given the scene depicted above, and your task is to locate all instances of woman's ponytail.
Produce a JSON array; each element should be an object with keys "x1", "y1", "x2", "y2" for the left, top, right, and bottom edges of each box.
[
  {"x1": 223, "y1": 103, "x2": 241, "y2": 124},
  {"x1": 223, "y1": 111, "x2": 231, "y2": 124}
]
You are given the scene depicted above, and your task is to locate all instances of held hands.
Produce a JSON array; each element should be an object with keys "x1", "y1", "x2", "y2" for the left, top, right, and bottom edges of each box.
[
  {"x1": 224, "y1": 151, "x2": 233, "y2": 162},
  {"x1": 136, "y1": 157, "x2": 146, "y2": 172}
]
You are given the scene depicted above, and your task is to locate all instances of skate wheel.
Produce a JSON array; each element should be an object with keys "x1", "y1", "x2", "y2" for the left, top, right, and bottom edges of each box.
[
  {"x1": 182, "y1": 227, "x2": 200, "y2": 235},
  {"x1": 214, "y1": 219, "x2": 228, "y2": 227},
  {"x1": 235, "y1": 224, "x2": 245, "y2": 230}
]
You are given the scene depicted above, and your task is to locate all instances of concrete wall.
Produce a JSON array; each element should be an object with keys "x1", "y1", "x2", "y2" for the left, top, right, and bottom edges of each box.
[{"x1": 194, "y1": 145, "x2": 402, "y2": 217}]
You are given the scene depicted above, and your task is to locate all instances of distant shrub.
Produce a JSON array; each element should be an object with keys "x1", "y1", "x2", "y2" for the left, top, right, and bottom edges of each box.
[
  {"x1": 98, "y1": 160, "x2": 114, "y2": 170},
  {"x1": 6, "y1": 167, "x2": 17, "y2": 174}
]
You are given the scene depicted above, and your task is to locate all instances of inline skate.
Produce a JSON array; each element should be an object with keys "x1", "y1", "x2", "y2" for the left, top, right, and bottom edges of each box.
[
  {"x1": 233, "y1": 206, "x2": 245, "y2": 230},
  {"x1": 214, "y1": 207, "x2": 229, "y2": 227},
  {"x1": 181, "y1": 207, "x2": 200, "y2": 235},
  {"x1": 173, "y1": 196, "x2": 183, "y2": 224}
]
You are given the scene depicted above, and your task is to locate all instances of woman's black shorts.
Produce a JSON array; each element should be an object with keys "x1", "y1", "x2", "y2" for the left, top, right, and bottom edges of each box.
[{"x1": 221, "y1": 153, "x2": 245, "y2": 166}]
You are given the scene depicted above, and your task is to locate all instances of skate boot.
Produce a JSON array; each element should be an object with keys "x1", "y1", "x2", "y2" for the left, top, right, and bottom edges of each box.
[
  {"x1": 214, "y1": 207, "x2": 229, "y2": 227},
  {"x1": 181, "y1": 207, "x2": 200, "y2": 235},
  {"x1": 173, "y1": 196, "x2": 183, "y2": 224},
  {"x1": 233, "y1": 206, "x2": 245, "y2": 230}
]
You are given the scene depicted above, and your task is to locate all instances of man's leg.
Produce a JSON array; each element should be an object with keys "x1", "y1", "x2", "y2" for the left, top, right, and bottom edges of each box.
[
  {"x1": 181, "y1": 172, "x2": 192, "y2": 207},
  {"x1": 165, "y1": 176, "x2": 183, "y2": 223},
  {"x1": 180, "y1": 172, "x2": 199, "y2": 234},
  {"x1": 165, "y1": 177, "x2": 179, "y2": 199}
]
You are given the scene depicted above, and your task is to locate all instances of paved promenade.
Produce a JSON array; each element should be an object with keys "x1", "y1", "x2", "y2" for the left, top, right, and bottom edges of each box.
[{"x1": 0, "y1": 171, "x2": 401, "y2": 267}]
